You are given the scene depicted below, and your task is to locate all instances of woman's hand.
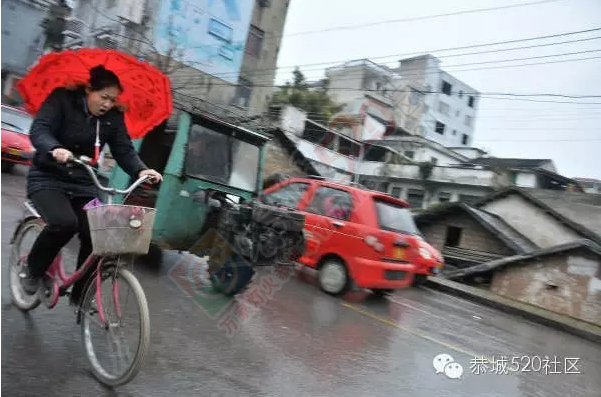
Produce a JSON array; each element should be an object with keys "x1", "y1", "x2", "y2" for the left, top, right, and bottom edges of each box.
[
  {"x1": 52, "y1": 148, "x2": 73, "y2": 164},
  {"x1": 138, "y1": 169, "x2": 163, "y2": 184}
]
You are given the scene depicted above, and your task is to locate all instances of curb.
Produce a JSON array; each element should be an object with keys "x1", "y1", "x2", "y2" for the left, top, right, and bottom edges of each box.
[{"x1": 424, "y1": 277, "x2": 601, "y2": 345}]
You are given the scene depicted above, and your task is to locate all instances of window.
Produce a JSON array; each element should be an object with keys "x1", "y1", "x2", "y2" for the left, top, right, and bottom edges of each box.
[
  {"x1": 452, "y1": 129, "x2": 457, "y2": 136},
  {"x1": 438, "y1": 101, "x2": 449, "y2": 116},
  {"x1": 456, "y1": 110, "x2": 460, "y2": 117},
  {"x1": 245, "y1": 25, "x2": 264, "y2": 57},
  {"x1": 444, "y1": 226, "x2": 462, "y2": 247},
  {"x1": 404, "y1": 150, "x2": 415, "y2": 159},
  {"x1": 464, "y1": 115, "x2": 473, "y2": 127},
  {"x1": 391, "y1": 187, "x2": 402, "y2": 198},
  {"x1": 406, "y1": 189, "x2": 424, "y2": 208},
  {"x1": 374, "y1": 199, "x2": 422, "y2": 236},
  {"x1": 435, "y1": 121, "x2": 446, "y2": 135},
  {"x1": 441, "y1": 81, "x2": 452, "y2": 96},
  {"x1": 262, "y1": 182, "x2": 310, "y2": 209},
  {"x1": 185, "y1": 124, "x2": 261, "y2": 192},
  {"x1": 461, "y1": 133, "x2": 469, "y2": 145},
  {"x1": 468, "y1": 96, "x2": 475, "y2": 108},
  {"x1": 430, "y1": 157, "x2": 438, "y2": 165},
  {"x1": 307, "y1": 186, "x2": 353, "y2": 220},
  {"x1": 438, "y1": 192, "x2": 451, "y2": 203},
  {"x1": 458, "y1": 90, "x2": 464, "y2": 98},
  {"x1": 233, "y1": 77, "x2": 253, "y2": 108}
]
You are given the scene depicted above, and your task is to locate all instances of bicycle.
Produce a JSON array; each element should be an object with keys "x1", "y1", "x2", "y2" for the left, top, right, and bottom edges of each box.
[{"x1": 8, "y1": 155, "x2": 155, "y2": 387}]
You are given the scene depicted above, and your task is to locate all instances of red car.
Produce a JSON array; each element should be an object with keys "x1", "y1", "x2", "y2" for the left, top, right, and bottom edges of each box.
[
  {"x1": 1, "y1": 104, "x2": 34, "y2": 172},
  {"x1": 261, "y1": 176, "x2": 444, "y2": 296}
]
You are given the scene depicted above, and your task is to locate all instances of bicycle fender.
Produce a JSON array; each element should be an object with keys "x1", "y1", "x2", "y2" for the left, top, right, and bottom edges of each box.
[{"x1": 10, "y1": 215, "x2": 42, "y2": 245}]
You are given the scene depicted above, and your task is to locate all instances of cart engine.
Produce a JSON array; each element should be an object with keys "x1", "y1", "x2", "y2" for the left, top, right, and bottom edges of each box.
[{"x1": 205, "y1": 193, "x2": 306, "y2": 296}]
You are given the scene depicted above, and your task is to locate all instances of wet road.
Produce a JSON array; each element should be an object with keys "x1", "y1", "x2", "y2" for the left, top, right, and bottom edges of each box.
[{"x1": 2, "y1": 165, "x2": 601, "y2": 397}]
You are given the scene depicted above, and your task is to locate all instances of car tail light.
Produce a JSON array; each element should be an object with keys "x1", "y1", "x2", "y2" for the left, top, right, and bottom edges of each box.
[{"x1": 364, "y1": 235, "x2": 384, "y2": 252}]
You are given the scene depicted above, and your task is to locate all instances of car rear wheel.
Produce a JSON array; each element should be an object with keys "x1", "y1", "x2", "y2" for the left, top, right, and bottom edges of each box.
[
  {"x1": 318, "y1": 258, "x2": 349, "y2": 296},
  {"x1": 412, "y1": 274, "x2": 428, "y2": 286}
]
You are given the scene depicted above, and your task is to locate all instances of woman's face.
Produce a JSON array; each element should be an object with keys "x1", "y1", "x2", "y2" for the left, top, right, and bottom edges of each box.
[{"x1": 86, "y1": 86, "x2": 121, "y2": 116}]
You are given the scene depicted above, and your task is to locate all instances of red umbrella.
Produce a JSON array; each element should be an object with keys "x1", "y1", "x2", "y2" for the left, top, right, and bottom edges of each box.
[{"x1": 16, "y1": 48, "x2": 173, "y2": 140}]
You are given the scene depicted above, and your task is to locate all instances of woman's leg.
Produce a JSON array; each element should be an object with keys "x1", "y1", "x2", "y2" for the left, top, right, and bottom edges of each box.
[
  {"x1": 23, "y1": 190, "x2": 80, "y2": 293},
  {"x1": 69, "y1": 197, "x2": 96, "y2": 305}
]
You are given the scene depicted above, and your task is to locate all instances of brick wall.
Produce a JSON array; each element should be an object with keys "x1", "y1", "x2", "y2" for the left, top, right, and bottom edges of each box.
[
  {"x1": 490, "y1": 250, "x2": 601, "y2": 325},
  {"x1": 418, "y1": 212, "x2": 514, "y2": 255},
  {"x1": 262, "y1": 138, "x2": 306, "y2": 181}
]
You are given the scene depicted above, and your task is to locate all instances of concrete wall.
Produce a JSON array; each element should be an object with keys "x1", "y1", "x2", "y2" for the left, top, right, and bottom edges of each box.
[
  {"x1": 490, "y1": 250, "x2": 601, "y2": 325},
  {"x1": 387, "y1": 182, "x2": 490, "y2": 209},
  {"x1": 417, "y1": 212, "x2": 514, "y2": 255},
  {"x1": 1, "y1": 0, "x2": 46, "y2": 74},
  {"x1": 262, "y1": 137, "x2": 305, "y2": 180},
  {"x1": 481, "y1": 195, "x2": 583, "y2": 248}
]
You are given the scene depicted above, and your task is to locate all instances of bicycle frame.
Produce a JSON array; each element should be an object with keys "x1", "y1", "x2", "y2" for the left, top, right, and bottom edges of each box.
[{"x1": 23, "y1": 155, "x2": 153, "y2": 325}]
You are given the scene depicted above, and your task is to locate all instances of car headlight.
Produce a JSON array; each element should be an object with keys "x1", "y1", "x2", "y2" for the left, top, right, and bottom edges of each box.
[{"x1": 419, "y1": 247, "x2": 432, "y2": 259}]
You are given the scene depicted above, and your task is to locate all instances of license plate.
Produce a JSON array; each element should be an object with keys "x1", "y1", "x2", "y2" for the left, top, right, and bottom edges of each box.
[
  {"x1": 7, "y1": 148, "x2": 21, "y2": 156},
  {"x1": 393, "y1": 247, "x2": 405, "y2": 259}
]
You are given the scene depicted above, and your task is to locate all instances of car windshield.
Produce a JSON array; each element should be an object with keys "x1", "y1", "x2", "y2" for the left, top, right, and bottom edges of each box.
[
  {"x1": 185, "y1": 123, "x2": 261, "y2": 192},
  {"x1": 1, "y1": 107, "x2": 33, "y2": 134},
  {"x1": 374, "y1": 198, "x2": 422, "y2": 236}
]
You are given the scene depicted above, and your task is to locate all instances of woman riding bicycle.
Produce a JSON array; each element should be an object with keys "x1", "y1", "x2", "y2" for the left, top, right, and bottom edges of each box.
[{"x1": 20, "y1": 65, "x2": 163, "y2": 305}]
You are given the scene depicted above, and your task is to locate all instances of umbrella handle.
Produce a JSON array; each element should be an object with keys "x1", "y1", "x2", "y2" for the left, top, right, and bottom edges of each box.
[{"x1": 89, "y1": 120, "x2": 101, "y2": 166}]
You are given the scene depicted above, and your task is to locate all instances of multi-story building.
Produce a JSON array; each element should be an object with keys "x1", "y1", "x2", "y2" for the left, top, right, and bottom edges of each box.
[
  {"x1": 61, "y1": 0, "x2": 290, "y2": 117},
  {"x1": 1, "y1": 0, "x2": 61, "y2": 103},
  {"x1": 324, "y1": 54, "x2": 480, "y2": 148},
  {"x1": 397, "y1": 54, "x2": 480, "y2": 147}
]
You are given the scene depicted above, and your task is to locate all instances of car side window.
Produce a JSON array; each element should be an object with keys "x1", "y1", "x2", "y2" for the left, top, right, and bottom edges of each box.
[
  {"x1": 262, "y1": 182, "x2": 310, "y2": 209},
  {"x1": 307, "y1": 186, "x2": 353, "y2": 221}
]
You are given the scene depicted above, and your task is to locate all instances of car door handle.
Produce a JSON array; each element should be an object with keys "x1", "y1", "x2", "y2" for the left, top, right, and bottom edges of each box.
[{"x1": 332, "y1": 221, "x2": 344, "y2": 228}]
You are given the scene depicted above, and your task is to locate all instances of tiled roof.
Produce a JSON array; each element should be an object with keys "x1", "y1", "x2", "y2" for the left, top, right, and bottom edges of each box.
[
  {"x1": 414, "y1": 202, "x2": 538, "y2": 254},
  {"x1": 444, "y1": 239, "x2": 601, "y2": 280},
  {"x1": 475, "y1": 187, "x2": 601, "y2": 246}
]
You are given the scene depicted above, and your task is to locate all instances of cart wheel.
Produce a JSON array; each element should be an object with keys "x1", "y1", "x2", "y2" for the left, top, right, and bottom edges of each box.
[
  {"x1": 139, "y1": 243, "x2": 162, "y2": 270},
  {"x1": 209, "y1": 253, "x2": 255, "y2": 297}
]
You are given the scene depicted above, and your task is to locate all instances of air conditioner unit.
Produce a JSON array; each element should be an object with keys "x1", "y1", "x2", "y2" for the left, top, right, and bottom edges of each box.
[
  {"x1": 100, "y1": 38, "x2": 119, "y2": 50},
  {"x1": 62, "y1": 17, "x2": 86, "y2": 39}
]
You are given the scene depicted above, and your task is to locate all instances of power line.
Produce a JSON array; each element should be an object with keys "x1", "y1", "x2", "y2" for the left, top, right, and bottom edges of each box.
[
  {"x1": 179, "y1": 28, "x2": 601, "y2": 81},
  {"x1": 280, "y1": 0, "x2": 564, "y2": 39},
  {"x1": 169, "y1": 50, "x2": 601, "y2": 102}
]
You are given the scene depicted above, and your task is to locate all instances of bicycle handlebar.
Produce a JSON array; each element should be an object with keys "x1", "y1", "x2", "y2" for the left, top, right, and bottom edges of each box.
[{"x1": 67, "y1": 155, "x2": 152, "y2": 196}]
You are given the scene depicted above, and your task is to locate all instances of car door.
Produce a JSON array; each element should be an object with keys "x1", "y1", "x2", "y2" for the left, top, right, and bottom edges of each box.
[{"x1": 297, "y1": 184, "x2": 358, "y2": 267}]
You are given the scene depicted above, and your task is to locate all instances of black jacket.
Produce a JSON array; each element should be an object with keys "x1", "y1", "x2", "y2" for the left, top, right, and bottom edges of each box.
[{"x1": 27, "y1": 86, "x2": 148, "y2": 198}]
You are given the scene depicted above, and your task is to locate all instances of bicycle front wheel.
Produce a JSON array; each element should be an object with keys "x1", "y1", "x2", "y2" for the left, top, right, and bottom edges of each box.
[{"x1": 80, "y1": 265, "x2": 150, "y2": 387}]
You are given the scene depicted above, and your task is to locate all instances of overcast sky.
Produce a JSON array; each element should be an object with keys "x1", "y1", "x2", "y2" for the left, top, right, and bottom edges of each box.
[{"x1": 274, "y1": 0, "x2": 601, "y2": 180}]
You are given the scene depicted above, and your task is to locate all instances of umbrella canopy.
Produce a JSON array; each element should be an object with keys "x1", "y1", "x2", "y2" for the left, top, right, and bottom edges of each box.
[{"x1": 16, "y1": 48, "x2": 173, "y2": 139}]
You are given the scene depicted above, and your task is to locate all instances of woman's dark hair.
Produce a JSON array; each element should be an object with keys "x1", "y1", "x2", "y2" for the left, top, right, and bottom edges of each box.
[{"x1": 89, "y1": 65, "x2": 123, "y2": 92}]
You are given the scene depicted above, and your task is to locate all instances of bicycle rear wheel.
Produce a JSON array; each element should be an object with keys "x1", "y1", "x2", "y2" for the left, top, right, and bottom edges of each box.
[
  {"x1": 8, "y1": 218, "x2": 43, "y2": 311},
  {"x1": 80, "y1": 264, "x2": 150, "y2": 387}
]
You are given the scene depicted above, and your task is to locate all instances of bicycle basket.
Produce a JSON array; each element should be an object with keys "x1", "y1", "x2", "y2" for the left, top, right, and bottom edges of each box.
[{"x1": 86, "y1": 204, "x2": 156, "y2": 256}]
